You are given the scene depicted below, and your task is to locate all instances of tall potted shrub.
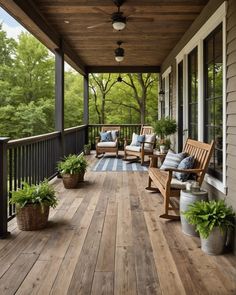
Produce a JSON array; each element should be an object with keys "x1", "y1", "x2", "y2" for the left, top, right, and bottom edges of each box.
[
  {"x1": 152, "y1": 117, "x2": 177, "y2": 151},
  {"x1": 10, "y1": 180, "x2": 57, "y2": 231},
  {"x1": 183, "y1": 200, "x2": 235, "y2": 255},
  {"x1": 57, "y1": 154, "x2": 88, "y2": 189}
]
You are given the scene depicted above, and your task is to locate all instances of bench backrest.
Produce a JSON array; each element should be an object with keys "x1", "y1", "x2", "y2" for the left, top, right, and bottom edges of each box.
[{"x1": 183, "y1": 139, "x2": 214, "y2": 185}]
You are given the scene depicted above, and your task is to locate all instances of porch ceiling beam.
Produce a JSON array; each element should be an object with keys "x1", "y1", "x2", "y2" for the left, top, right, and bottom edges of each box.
[
  {"x1": 0, "y1": 0, "x2": 86, "y2": 75},
  {"x1": 86, "y1": 66, "x2": 161, "y2": 74}
]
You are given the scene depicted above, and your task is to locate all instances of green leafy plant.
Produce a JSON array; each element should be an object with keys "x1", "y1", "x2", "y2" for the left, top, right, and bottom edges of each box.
[
  {"x1": 152, "y1": 117, "x2": 177, "y2": 140},
  {"x1": 183, "y1": 200, "x2": 235, "y2": 238},
  {"x1": 10, "y1": 180, "x2": 58, "y2": 210},
  {"x1": 57, "y1": 154, "x2": 88, "y2": 175},
  {"x1": 84, "y1": 144, "x2": 91, "y2": 149}
]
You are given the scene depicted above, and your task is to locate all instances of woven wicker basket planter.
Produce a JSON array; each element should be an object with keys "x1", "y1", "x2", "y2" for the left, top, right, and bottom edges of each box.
[
  {"x1": 78, "y1": 171, "x2": 85, "y2": 182},
  {"x1": 62, "y1": 173, "x2": 79, "y2": 189},
  {"x1": 16, "y1": 204, "x2": 49, "y2": 231}
]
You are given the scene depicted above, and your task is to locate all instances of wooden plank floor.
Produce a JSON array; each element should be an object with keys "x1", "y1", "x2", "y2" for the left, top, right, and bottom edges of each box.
[{"x1": 0, "y1": 154, "x2": 236, "y2": 295}]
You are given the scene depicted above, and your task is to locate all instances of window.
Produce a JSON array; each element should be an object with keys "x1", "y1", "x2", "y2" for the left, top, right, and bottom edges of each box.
[
  {"x1": 204, "y1": 24, "x2": 223, "y2": 181},
  {"x1": 178, "y1": 61, "x2": 184, "y2": 152},
  {"x1": 169, "y1": 72, "x2": 173, "y2": 118},
  {"x1": 188, "y1": 47, "x2": 198, "y2": 140},
  {"x1": 161, "y1": 78, "x2": 165, "y2": 118}
]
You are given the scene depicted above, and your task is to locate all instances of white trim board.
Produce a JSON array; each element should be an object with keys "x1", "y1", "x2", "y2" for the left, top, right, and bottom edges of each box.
[
  {"x1": 175, "y1": 1, "x2": 227, "y2": 194},
  {"x1": 176, "y1": 2, "x2": 227, "y2": 63}
]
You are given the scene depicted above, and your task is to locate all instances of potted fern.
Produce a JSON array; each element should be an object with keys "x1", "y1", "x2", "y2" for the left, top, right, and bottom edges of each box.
[
  {"x1": 10, "y1": 180, "x2": 57, "y2": 231},
  {"x1": 152, "y1": 117, "x2": 177, "y2": 151},
  {"x1": 57, "y1": 154, "x2": 88, "y2": 188},
  {"x1": 183, "y1": 200, "x2": 235, "y2": 255},
  {"x1": 84, "y1": 143, "x2": 91, "y2": 155}
]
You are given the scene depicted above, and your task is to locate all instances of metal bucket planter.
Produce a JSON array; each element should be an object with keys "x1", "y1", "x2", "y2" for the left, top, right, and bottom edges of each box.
[
  {"x1": 180, "y1": 190, "x2": 208, "y2": 237},
  {"x1": 16, "y1": 204, "x2": 49, "y2": 231},
  {"x1": 62, "y1": 173, "x2": 79, "y2": 189},
  {"x1": 201, "y1": 227, "x2": 226, "y2": 255}
]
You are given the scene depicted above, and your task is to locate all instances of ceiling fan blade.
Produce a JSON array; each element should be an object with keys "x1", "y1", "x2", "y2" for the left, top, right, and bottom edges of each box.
[
  {"x1": 87, "y1": 21, "x2": 110, "y2": 29},
  {"x1": 127, "y1": 16, "x2": 154, "y2": 22},
  {"x1": 92, "y1": 7, "x2": 111, "y2": 16}
]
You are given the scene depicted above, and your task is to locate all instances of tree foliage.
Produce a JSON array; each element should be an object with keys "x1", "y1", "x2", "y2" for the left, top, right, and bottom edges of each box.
[{"x1": 0, "y1": 25, "x2": 158, "y2": 139}]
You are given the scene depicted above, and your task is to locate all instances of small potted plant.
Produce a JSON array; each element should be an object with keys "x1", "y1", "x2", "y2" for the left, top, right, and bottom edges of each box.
[
  {"x1": 57, "y1": 154, "x2": 88, "y2": 188},
  {"x1": 84, "y1": 143, "x2": 91, "y2": 155},
  {"x1": 152, "y1": 117, "x2": 177, "y2": 152},
  {"x1": 183, "y1": 200, "x2": 235, "y2": 255},
  {"x1": 10, "y1": 180, "x2": 57, "y2": 231}
]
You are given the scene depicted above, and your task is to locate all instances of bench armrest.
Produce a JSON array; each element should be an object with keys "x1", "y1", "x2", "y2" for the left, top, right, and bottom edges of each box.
[{"x1": 164, "y1": 168, "x2": 203, "y2": 174}]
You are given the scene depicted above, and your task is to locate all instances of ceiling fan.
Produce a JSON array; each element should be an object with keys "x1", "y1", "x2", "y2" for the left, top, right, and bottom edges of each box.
[{"x1": 87, "y1": 0, "x2": 154, "y2": 31}]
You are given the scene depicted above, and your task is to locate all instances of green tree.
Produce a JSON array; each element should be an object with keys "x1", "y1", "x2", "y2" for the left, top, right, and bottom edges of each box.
[
  {"x1": 12, "y1": 32, "x2": 54, "y2": 105},
  {"x1": 64, "y1": 70, "x2": 84, "y2": 128}
]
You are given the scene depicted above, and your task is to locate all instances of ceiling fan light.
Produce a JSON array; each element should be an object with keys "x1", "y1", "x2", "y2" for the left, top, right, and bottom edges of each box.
[
  {"x1": 115, "y1": 56, "x2": 124, "y2": 62},
  {"x1": 115, "y1": 46, "x2": 124, "y2": 62},
  {"x1": 113, "y1": 21, "x2": 126, "y2": 31}
]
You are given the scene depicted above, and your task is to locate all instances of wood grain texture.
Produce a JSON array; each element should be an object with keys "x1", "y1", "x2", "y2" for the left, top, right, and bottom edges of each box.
[
  {"x1": 0, "y1": 152, "x2": 235, "y2": 294},
  {"x1": 1, "y1": 0, "x2": 208, "y2": 68}
]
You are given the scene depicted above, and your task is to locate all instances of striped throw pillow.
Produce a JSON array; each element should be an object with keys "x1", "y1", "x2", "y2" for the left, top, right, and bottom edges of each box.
[{"x1": 160, "y1": 150, "x2": 186, "y2": 170}]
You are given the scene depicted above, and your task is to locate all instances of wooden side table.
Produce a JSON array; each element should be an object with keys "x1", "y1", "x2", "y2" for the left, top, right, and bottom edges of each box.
[{"x1": 149, "y1": 152, "x2": 166, "y2": 168}]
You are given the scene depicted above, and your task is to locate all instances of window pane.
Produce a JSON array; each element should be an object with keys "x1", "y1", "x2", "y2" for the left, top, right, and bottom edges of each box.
[
  {"x1": 188, "y1": 47, "x2": 198, "y2": 140},
  {"x1": 204, "y1": 24, "x2": 223, "y2": 181}
]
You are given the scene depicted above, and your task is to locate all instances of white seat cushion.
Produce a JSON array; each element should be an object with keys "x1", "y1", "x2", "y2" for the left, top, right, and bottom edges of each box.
[
  {"x1": 97, "y1": 142, "x2": 117, "y2": 148},
  {"x1": 125, "y1": 145, "x2": 152, "y2": 152},
  {"x1": 171, "y1": 178, "x2": 189, "y2": 189}
]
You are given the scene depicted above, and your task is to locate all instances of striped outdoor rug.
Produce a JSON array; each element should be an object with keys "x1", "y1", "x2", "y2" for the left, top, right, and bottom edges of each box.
[{"x1": 92, "y1": 156, "x2": 148, "y2": 172}]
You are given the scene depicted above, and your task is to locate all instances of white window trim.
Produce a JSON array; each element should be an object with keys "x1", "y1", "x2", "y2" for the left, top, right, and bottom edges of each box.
[
  {"x1": 162, "y1": 66, "x2": 172, "y2": 117},
  {"x1": 175, "y1": 2, "x2": 227, "y2": 194}
]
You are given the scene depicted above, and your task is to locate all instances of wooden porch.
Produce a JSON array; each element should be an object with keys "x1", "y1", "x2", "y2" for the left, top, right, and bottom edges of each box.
[{"x1": 0, "y1": 154, "x2": 235, "y2": 295}]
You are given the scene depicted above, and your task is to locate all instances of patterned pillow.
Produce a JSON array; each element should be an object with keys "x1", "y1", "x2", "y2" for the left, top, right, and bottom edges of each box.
[
  {"x1": 160, "y1": 150, "x2": 186, "y2": 170},
  {"x1": 100, "y1": 131, "x2": 113, "y2": 142},
  {"x1": 144, "y1": 134, "x2": 156, "y2": 149},
  {"x1": 174, "y1": 156, "x2": 195, "y2": 181}
]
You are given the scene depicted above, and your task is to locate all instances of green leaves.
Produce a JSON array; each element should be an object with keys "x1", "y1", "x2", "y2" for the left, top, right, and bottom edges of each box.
[
  {"x1": 57, "y1": 154, "x2": 88, "y2": 175},
  {"x1": 183, "y1": 200, "x2": 235, "y2": 238},
  {"x1": 10, "y1": 180, "x2": 58, "y2": 210},
  {"x1": 152, "y1": 117, "x2": 177, "y2": 139}
]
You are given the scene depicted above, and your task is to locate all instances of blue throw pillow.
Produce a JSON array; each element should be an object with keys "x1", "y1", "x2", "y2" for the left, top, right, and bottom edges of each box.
[
  {"x1": 100, "y1": 131, "x2": 112, "y2": 142},
  {"x1": 137, "y1": 135, "x2": 145, "y2": 146},
  {"x1": 174, "y1": 156, "x2": 195, "y2": 181},
  {"x1": 160, "y1": 150, "x2": 186, "y2": 170}
]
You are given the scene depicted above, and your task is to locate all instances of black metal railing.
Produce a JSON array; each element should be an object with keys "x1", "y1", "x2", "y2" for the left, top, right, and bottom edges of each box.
[
  {"x1": 88, "y1": 124, "x2": 142, "y2": 149},
  {"x1": 64, "y1": 125, "x2": 87, "y2": 156},
  {"x1": 0, "y1": 125, "x2": 87, "y2": 237},
  {"x1": 7, "y1": 131, "x2": 61, "y2": 221}
]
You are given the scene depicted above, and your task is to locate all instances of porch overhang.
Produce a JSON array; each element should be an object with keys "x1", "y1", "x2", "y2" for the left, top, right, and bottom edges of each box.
[{"x1": 0, "y1": 0, "x2": 209, "y2": 75}]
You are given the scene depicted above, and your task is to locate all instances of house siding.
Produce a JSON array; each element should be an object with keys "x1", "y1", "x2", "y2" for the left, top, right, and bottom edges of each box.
[
  {"x1": 161, "y1": 0, "x2": 236, "y2": 253},
  {"x1": 226, "y1": 0, "x2": 236, "y2": 211}
]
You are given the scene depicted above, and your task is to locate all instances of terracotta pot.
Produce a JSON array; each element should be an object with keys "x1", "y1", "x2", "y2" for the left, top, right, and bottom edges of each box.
[
  {"x1": 62, "y1": 173, "x2": 79, "y2": 189},
  {"x1": 16, "y1": 204, "x2": 49, "y2": 231}
]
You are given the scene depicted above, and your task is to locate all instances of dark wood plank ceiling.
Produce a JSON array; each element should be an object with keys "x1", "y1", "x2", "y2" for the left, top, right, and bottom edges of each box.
[
  {"x1": 33, "y1": 0, "x2": 208, "y2": 68},
  {"x1": 1, "y1": 0, "x2": 209, "y2": 72}
]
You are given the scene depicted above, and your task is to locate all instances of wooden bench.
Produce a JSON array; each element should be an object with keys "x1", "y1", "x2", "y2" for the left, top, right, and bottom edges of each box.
[{"x1": 146, "y1": 139, "x2": 214, "y2": 220}]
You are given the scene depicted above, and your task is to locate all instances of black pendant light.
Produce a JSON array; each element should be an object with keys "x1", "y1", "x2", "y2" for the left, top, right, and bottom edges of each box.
[{"x1": 115, "y1": 41, "x2": 124, "y2": 62}]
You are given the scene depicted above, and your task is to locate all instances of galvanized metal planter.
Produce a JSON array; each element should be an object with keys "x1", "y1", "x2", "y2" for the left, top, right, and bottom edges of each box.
[{"x1": 201, "y1": 227, "x2": 226, "y2": 255}]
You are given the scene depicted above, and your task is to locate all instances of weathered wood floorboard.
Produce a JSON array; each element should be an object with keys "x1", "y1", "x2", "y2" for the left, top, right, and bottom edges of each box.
[{"x1": 0, "y1": 154, "x2": 235, "y2": 295}]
